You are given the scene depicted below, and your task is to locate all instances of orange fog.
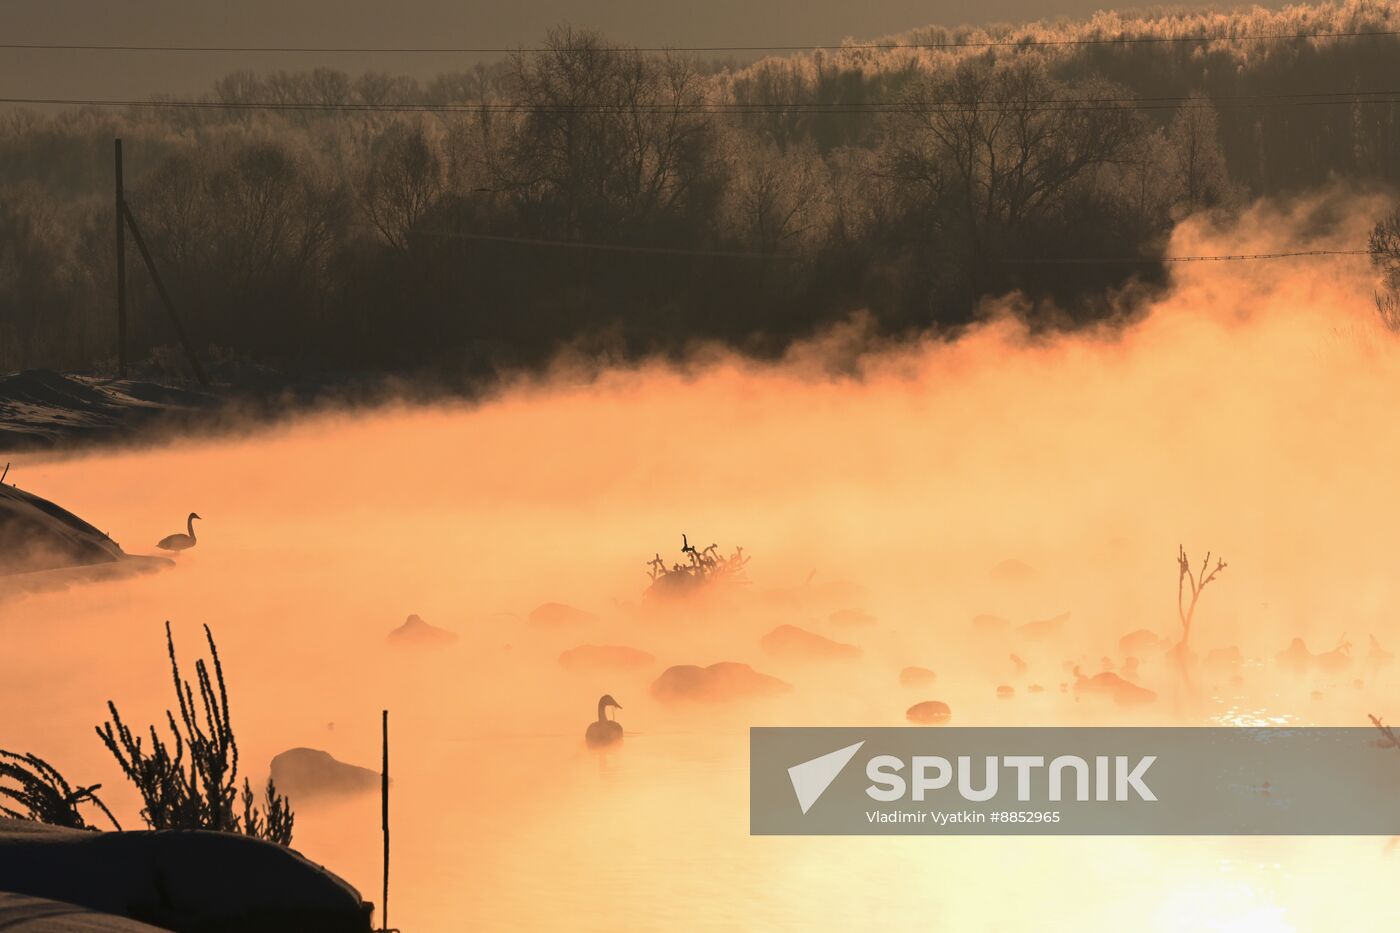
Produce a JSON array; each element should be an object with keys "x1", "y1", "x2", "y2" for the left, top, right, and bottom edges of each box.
[{"x1": 3, "y1": 191, "x2": 1400, "y2": 930}]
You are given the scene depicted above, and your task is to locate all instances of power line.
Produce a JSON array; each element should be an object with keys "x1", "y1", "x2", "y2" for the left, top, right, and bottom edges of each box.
[
  {"x1": 411, "y1": 229, "x2": 1372, "y2": 264},
  {"x1": 2, "y1": 29, "x2": 1400, "y2": 54},
  {"x1": 5, "y1": 91, "x2": 1400, "y2": 116},
  {"x1": 412, "y1": 228, "x2": 792, "y2": 259},
  {"x1": 1004, "y1": 249, "x2": 1372, "y2": 264}
]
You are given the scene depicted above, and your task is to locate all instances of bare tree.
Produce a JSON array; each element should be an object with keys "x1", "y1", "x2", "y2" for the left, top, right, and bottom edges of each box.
[
  {"x1": 881, "y1": 58, "x2": 1143, "y2": 292},
  {"x1": 136, "y1": 140, "x2": 348, "y2": 352},
  {"x1": 1166, "y1": 94, "x2": 1235, "y2": 214},
  {"x1": 495, "y1": 27, "x2": 720, "y2": 240},
  {"x1": 358, "y1": 122, "x2": 445, "y2": 251},
  {"x1": 1177, "y1": 545, "x2": 1227, "y2": 648},
  {"x1": 721, "y1": 130, "x2": 829, "y2": 257}
]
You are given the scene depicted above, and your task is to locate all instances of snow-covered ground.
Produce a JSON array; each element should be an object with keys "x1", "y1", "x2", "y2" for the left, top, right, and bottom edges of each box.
[{"x1": 0, "y1": 371, "x2": 217, "y2": 451}]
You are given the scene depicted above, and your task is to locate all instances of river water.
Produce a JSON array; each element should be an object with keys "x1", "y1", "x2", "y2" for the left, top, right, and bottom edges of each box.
[{"x1": 5, "y1": 226, "x2": 1400, "y2": 929}]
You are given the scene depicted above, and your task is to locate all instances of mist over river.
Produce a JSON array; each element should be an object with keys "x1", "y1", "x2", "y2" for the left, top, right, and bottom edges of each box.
[{"x1": 5, "y1": 196, "x2": 1400, "y2": 930}]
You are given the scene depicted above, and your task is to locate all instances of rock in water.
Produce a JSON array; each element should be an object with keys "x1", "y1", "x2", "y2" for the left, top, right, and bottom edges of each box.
[
  {"x1": 0, "y1": 817, "x2": 371, "y2": 932},
  {"x1": 906, "y1": 701, "x2": 952, "y2": 724},
  {"x1": 386, "y1": 614, "x2": 457, "y2": 647},
  {"x1": 990, "y1": 559, "x2": 1036, "y2": 583},
  {"x1": 899, "y1": 666, "x2": 937, "y2": 686},
  {"x1": 760, "y1": 624, "x2": 862, "y2": 661},
  {"x1": 1276, "y1": 638, "x2": 1313, "y2": 674},
  {"x1": 1017, "y1": 611, "x2": 1070, "y2": 640},
  {"x1": 971, "y1": 614, "x2": 1010, "y2": 634},
  {"x1": 828, "y1": 608, "x2": 876, "y2": 627},
  {"x1": 1119, "y1": 629, "x2": 1162, "y2": 655},
  {"x1": 1073, "y1": 670, "x2": 1157, "y2": 707},
  {"x1": 527, "y1": 602, "x2": 598, "y2": 626},
  {"x1": 270, "y1": 748, "x2": 380, "y2": 801},
  {"x1": 650, "y1": 662, "x2": 791, "y2": 703}
]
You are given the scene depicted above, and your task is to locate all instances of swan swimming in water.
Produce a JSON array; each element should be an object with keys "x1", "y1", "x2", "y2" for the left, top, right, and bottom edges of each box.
[
  {"x1": 157, "y1": 512, "x2": 201, "y2": 551},
  {"x1": 585, "y1": 694, "x2": 623, "y2": 747}
]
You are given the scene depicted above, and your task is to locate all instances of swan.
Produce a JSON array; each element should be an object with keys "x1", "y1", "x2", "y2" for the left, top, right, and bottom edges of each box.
[
  {"x1": 585, "y1": 694, "x2": 623, "y2": 747},
  {"x1": 157, "y1": 512, "x2": 201, "y2": 551}
]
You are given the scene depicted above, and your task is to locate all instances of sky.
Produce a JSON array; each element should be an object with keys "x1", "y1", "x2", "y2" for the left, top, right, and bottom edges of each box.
[{"x1": 0, "y1": 0, "x2": 1239, "y2": 99}]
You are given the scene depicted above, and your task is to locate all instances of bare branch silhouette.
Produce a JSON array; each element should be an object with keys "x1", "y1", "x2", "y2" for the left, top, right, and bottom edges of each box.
[{"x1": 1177, "y1": 544, "x2": 1227, "y2": 648}]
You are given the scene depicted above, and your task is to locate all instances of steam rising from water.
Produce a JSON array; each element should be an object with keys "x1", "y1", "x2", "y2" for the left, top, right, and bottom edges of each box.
[{"x1": 4, "y1": 192, "x2": 1400, "y2": 929}]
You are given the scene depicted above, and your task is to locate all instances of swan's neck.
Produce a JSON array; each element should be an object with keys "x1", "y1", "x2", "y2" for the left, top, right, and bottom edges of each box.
[
  {"x1": 596, "y1": 700, "x2": 609, "y2": 723},
  {"x1": 187, "y1": 515, "x2": 197, "y2": 539}
]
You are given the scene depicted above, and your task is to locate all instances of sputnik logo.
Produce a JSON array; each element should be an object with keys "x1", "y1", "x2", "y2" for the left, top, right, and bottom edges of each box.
[{"x1": 787, "y1": 741, "x2": 865, "y2": 814}]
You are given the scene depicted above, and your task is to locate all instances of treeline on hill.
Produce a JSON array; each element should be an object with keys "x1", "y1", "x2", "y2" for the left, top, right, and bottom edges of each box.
[{"x1": 2, "y1": 2, "x2": 1400, "y2": 379}]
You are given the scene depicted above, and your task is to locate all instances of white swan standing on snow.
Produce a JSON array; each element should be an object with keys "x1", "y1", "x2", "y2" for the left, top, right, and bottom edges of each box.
[
  {"x1": 585, "y1": 695, "x2": 623, "y2": 747},
  {"x1": 157, "y1": 512, "x2": 201, "y2": 552}
]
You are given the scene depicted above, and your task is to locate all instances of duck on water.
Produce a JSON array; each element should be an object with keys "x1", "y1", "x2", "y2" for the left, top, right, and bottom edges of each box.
[{"x1": 585, "y1": 695, "x2": 623, "y2": 747}]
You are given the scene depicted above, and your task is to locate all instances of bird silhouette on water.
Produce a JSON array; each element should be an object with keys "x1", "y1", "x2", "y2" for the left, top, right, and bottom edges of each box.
[
  {"x1": 585, "y1": 695, "x2": 623, "y2": 747},
  {"x1": 157, "y1": 512, "x2": 201, "y2": 551}
]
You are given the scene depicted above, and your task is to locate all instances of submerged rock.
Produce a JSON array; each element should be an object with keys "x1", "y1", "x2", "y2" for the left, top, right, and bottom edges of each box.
[
  {"x1": 0, "y1": 817, "x2": 371, "y2": 932},
  {"x1": 1314, "y1": 639, "x2": 1353, "y2": 674},
  {"x1": 386, "y1": 614, "x2": 457, "y2": 647},
  {"x1": 270, "y1": 748, "x2": 379, "y2": 801},
  {"x1": 990, "y1": 559, "x2": 1036, "y2": 583},
  {"x1": 644, "y1": 570, "x2": 713, "y2": 601},
  {"x1": 1276, "y1": 638, "x2": 1313, "y2": 674},
  {"x1": 527, "y1": 602, "x2": 598, "y2": 626},
  {"x1": 906, "y1": 701, "x2": 952, "y2": 724},
  {"x1": 1119, "y1": 629, "x2": 1163, "y2": 655},
  {"x1": 1017, "y1": 611, "x2": 1069, "y2": 640},
  {"x1": 760, "y1": 624, "x2": 862, "y2": 661},
  {"x1": 558, "y1": 644, "x2": 656, "y2": 671},
  {"x1": 827, "y1": 608, "x2": 876, "y2": 627},
  {"x1": 650, "y1": 662, "x2": 791, "y2": 703},
  {"x1": 898, "y1": 666, "x2": 936, "y2": 686},
  {"x1": 1072, "y1": 669, "x2": 1157, "y2": 707},
  {"x1": 971, "y1": 614, "x2": 1010, "y2": 634}
]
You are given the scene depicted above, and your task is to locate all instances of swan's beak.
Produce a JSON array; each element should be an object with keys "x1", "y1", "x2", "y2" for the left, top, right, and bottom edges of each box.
[{"x1": 612, "y1": 702, "x2": 623, "y2": 710}]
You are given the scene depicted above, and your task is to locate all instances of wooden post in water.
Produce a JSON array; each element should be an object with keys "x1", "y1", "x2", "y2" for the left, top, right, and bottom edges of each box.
[
  {"x1": 381, "y1": 709, "x2": 390, "y2": 932},
  {"x1": 114, "y1": 139, "x2": 127, "y2": 378}
]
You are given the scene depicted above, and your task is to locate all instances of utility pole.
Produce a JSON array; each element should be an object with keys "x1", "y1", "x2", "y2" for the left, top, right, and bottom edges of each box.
[
  {"x1": 115, "y1": 138, "x2": 127, "y2": 378},
  {"x1": 112, "y1": 137, "x2": 209, "y2": 387}
]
